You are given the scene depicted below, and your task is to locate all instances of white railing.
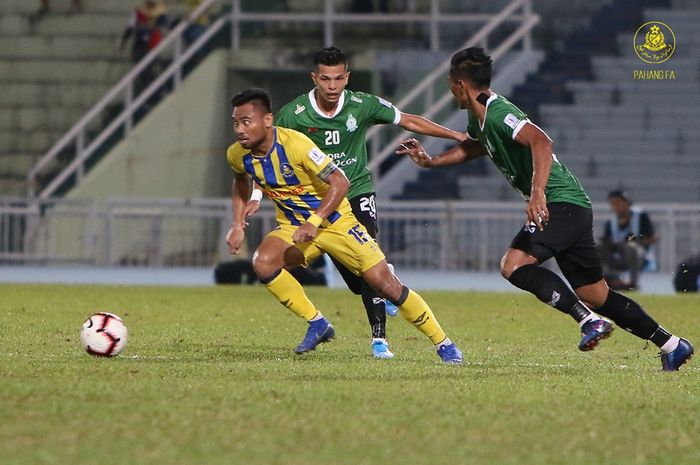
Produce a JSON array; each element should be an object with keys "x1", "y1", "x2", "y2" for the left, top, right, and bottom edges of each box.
[
  {"x1": 365, "y1": 0, "x2": 539, "y2": 180},
  {"x1": 27, "y1": 0, "x2": 224, "y2": 199},
  {"x1": 27, "y1": 0, "x2": 537, "y2": 200},
  {"x1": 2, "y1": 197, "x2": 699, "y2": 273},
  {"x1": 228, "y1": 0, "x2": 534, "y2": 51}
]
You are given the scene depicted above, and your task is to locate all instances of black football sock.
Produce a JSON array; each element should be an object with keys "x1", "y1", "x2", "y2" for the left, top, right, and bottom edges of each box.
[
  {"x1": 595, "y1": 290, "x2": 670, "y2": 345},
  {"x1": 508, "y1": 264, "x2": 594, "y2": 324},
  {"x1": 361, "y1": 280, "x2": 387, "y2": 339}
]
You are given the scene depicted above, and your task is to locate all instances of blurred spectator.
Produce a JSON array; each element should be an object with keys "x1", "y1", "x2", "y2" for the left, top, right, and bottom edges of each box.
[
  {"x1": 183, "y1": 0, "x2": 209, "y2": 46},
  {"x1": 120, "y1": 0, "x2": 170, "y2": 96},
  {"x1": 120, "y1": 0, "x2": 169, "y2": 63},
  {"x1": 599, "y1": 190, "x2": 658, "y2": 290}
]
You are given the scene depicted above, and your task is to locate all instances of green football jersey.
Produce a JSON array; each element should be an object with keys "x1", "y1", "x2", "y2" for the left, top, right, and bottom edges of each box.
[
  {"x1": 275, "y1": 88, "x2": 401, "y2": 200},
  {"x1": 466, "y1": 93, "x2": 591, "y2": 208}
]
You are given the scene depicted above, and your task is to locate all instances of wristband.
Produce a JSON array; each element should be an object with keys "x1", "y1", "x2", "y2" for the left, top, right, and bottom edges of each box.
[
  {"x1": 307, "y1": 213, "x2": 323, "y2": 228},
  {"x1": 250, "y1": 189, "x2": 263, "y2": 202}
]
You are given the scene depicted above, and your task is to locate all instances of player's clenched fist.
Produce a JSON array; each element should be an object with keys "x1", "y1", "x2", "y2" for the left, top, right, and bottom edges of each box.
[
  {"x1": 292, "y1": 223, "x2": 317, "y2": 243},
  {"x1": 226, "y1": 226, "x2": 245, "y2": 254}
]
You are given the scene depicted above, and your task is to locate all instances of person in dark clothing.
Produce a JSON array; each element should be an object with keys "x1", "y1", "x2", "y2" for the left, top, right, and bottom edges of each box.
[{"x1": 599, "y1": 190, "x2": 658, "y2": 291}]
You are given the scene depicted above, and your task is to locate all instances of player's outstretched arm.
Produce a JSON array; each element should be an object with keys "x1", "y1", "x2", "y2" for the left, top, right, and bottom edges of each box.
[
  {"x1": 396, "y1": 137, "x2": 486, "y2": 168},
  {"x1": 398, "y1": 113, "x2": 466, "y2": 142},
  {"x1": 227, "y1": 173, "x2": 252, "y2": 254},
  {"x1": 514, "y1": 122, "x2": 553, "y2": 230},
  {"x1": 292, "y1": 168, "x2": 350, "y2": 244}
]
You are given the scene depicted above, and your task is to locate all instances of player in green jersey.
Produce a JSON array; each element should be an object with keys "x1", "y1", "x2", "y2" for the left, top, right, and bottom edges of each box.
[
  {"x1": 257, "y1": 46, "x2": 465, "y2": 359},
  {"x1": 399, "y1": 47, "x2": 693, "y2": 371}
]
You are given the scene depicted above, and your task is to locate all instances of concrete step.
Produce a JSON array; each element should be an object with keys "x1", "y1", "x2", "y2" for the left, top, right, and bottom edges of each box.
[
  {"x1": 33, "y1": 13, "x2": 138, "y2": 36},
  {"x1": 591, "y1": 57, "x2": 700, "y2": 82},
  {"x1": 0, "y1": 129, "x2": 66, "y2": 153},
  {"x1": 0, "y1": 14, "x2": 30, "y2": 35},
  {"x1": 0, "y1": 35, "x2": 124, "y2": 60},
  {"x1": 0, "y1": 177, "x2": 29, "y2": 196},
  {"x1": 541, "y1": 104, "x2": 700, "y2": 118},
  {"x1": 579, "y1": 176, "x2": 700, "y2": 202},
  {"x1": 0, "y1": 105, "x2": 88, "y2": 131},
  {"x1": 0, "y1": 59, "x2": 130, "y2": 83},
  {"x1": 0, "y1": 81, "x2": 111, "y2": 107},
  {"x1": 547, "y1": 127, "x2": 700, "y2": 141},
  {"x1": 0, "y1": 153, "x2": 41, "y2": 177}
]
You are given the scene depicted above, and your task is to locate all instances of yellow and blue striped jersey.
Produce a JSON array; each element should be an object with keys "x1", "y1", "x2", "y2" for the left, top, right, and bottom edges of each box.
[{"x1": 226, "y1": 126, "x2": 353, "y2": 227}]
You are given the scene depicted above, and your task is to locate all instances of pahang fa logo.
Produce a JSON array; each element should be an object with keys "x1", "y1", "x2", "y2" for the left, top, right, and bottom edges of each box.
[{"x1": 634, "y1": 21, "x2": 675, "y2": 64}]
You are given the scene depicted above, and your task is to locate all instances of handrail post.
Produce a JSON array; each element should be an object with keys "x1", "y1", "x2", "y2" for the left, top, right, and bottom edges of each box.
[
  {"x1": 76, "y1": 129, "x2": 85, "y2": 184},
  {"x1": 231, "y1": 0, "x2": 241, "y2": 50},
  {"x1": 125, "y1": 81, "x2": 133, "y2": 133},
  {"x1": 429, "y1": 0, "x2": 439, "y2": 51},
  {"x1": 323, "y1": 0, "x2": 333, "y2": 48},
  {"x1": 28, "y1": 173, "x2": 36, "y2": 198},
  {"x1": 174, "y1": 34, "x2": 183, "y2": 87},
  {"x1": 523, "y1": 0, "x2": 533, "y2": 51}
]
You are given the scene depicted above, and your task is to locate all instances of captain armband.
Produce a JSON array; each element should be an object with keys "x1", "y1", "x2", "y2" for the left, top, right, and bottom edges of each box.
[{"x1": 317, "y1": 162, "x2": 338, "y2": 181}]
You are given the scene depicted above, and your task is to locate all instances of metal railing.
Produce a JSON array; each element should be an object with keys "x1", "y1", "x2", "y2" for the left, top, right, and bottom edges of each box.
[
  {"x1": 27, "y1": 0, "x2": 224, "y2": 199},
  {"x1": 26, "y1": 0, "x2": 537, "y2": 199},
  {"x1": 3, "y1": 197, "x2": 699, "y2": 273},
  {"x1": 365, "y1": 0, "x2": 539, "y2": 180},
  {"x1": 228, "y1": 0, "x2": 534, "y2": 51}
]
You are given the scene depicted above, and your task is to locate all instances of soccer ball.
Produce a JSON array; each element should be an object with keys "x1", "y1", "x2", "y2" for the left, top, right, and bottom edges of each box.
[{"x1": 80, "y1": 312, "x2": 128, "y2": 357}]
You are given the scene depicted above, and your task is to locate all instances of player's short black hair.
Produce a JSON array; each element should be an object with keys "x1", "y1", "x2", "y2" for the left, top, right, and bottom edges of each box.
[
  {"x1": 608, "y1": 189, "x2": 631, "y2": 203},
  {"x1": 313, "y1": 46, "x2": 348, "y2": 69},
  {"x1": 230, "y1": 88, "x2": 272, "y2": 114},
  {"x1": 449, "y1": 47, "x2": 493, "y2": 88}
]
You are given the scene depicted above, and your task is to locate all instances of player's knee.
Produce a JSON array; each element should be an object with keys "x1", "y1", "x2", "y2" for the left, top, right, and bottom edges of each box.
[
  {"x1": 252, "y1": 250, "x2": 280, "y2": 279},
  {"x1": 500, "y1": 256, "x2": 515, "y2": 280},
  {"x1": 501, "y1": 252, "x2": 537, "y2": 280}
]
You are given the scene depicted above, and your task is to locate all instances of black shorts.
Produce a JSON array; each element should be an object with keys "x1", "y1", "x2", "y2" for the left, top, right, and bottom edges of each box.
[
  {"x1": 348, "y1": 192, "x2": 378, "y2": 238},
  {"x1": 510, "y1": 202, "x2": 603, "y2": 289}
]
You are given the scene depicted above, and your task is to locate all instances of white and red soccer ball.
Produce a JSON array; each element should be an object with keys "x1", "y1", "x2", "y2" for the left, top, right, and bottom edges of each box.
[{"x1": 80, "y1": 312, "x2": 128, "y2": 357}]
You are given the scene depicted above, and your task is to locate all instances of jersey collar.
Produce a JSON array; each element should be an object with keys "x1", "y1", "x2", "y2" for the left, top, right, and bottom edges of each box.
[
  {"x1": 308, "y1": 88, "x2": 346, "y2": 118},
  {"x1": 478, "y1": 92, "x2": 498, "y2": 132},
  {"x1": 251, "y1": 127, "x2": 277, "y2": 159}
]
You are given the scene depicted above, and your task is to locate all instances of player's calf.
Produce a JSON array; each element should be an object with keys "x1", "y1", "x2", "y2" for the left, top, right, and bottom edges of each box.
[{"x1": 507, "y1": 264, "x2": 613, "y2": 349}]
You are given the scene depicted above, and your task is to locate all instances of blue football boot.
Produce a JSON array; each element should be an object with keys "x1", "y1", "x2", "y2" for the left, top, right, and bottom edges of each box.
[
  {"x1": 436, "y1": 342, "x2": 463, "y2": 364},
  {"x1": 384, "y1": 300, "x2": 399, "y2": 317},
  {"x1": 660, "y1": 338, "x2": 694, "y2": 371},
  {"x1": 294, "y1": 318, "x2": 335, "y2": 354},
  {"x1": 371, "y1": 338, "x2": 394, "y2": 359},
  {"x1": 578, "y1": 319, "x2": 614, "y2": 351}
]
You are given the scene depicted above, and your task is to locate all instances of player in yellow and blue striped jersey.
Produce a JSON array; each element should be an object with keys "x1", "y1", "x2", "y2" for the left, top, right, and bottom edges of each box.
[{"x1": 225, "y1": 88, "x2": 463, "y2": 362}]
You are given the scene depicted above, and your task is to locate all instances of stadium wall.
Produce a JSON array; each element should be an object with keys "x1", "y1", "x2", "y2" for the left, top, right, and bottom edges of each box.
[{"x1": 67, "y1": 49, "x2": 231, "y2": 202}]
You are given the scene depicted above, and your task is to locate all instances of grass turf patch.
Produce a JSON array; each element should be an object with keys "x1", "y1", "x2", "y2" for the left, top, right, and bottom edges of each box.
[{"x1": 1, "y1": 284, "x2": 698, "y2": 465}]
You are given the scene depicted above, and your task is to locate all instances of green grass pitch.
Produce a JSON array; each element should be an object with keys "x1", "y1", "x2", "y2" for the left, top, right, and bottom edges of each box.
[{"x1": 1, "y1": 284, "x2": 698, "y2": 465}]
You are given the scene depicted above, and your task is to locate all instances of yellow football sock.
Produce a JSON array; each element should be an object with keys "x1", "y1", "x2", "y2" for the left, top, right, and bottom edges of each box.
[
  {"x1": 264, "y1": 269, "x2": 318, "y2": 321},
  {"x1": 399, "y1": 289, "x2": 447, "y2": 344}
]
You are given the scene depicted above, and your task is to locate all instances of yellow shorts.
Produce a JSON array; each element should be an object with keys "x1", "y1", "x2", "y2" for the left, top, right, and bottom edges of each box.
[{"x1": 267, "y1": 214, "x2": 385, "y2": 276}]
